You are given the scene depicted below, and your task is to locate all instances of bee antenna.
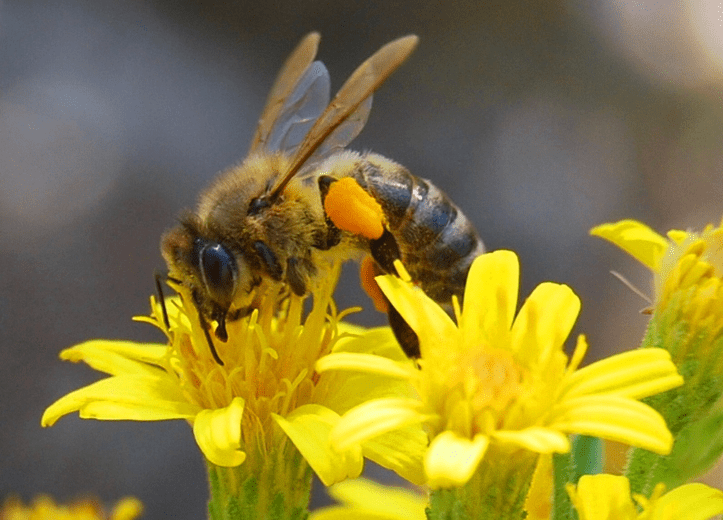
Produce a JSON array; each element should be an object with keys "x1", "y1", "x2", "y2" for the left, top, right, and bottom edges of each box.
[{"x1": 154, "y1": 270, "x2": 171, "y2": 330}]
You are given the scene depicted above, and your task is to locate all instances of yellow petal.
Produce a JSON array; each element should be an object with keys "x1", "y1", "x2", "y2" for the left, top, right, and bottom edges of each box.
[
  {"x1": 360, "y1": 426, "x2": 428, "y2": 486},
  {"x1": 316, "y1": 352, "x2": 415, "y2": 380},
  {"x1": 41, "y1": 375, "x2": 199, "y2": 426},
  {"x1": 310, "y1": 479, "x2": 427, "y2": 520},
  {"x1": 460, "y1": 250, "x2": 519, "y2": 347},
  {"x1": 560, "y1": 348, "x2": 684, "y2": 400},
  {"x1": 333, "y1": 326, "x2": 407, "y2": 361},
  {"x1": 548, "y1": 395, "x2": 673, "y2": 455},
  {"x1": 192, "y1": 397, "x2": 246, "y2": 467},
  {"x1": 424, "y1": 431, "x2": 489, "y2": 488},
  {"x1": 568, "y1": 474, "x2": 637, "y2": 520},
  {"x1": 330, "y1": 398, "x2": 428, "y2": 453},
  {"x1": 492, "y1": 427, "x2": 570, "y2": 453},
  {"x1": 375, "y1": 274, "x2": 458, "y2": 357},
  {"x1": 60, "y1": 340, "x2": 168, "y2": 377},
  {"x1": 653, "y1": 483, "x2": 723, "y2": 520},
  {"x1": 273, "y1": 404, "x2": 363, "y2": 486},
  {"x1": 510, "y1": 282, "x2": 580, "y2": 366},
  {"x1": 590, "y1": 220, "x2": 669, "y2": 272}
]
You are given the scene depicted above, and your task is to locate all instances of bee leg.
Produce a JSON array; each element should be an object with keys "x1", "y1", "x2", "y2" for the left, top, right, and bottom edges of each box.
[
  {"x1": 367, "y1": 233, "x2": 421, "y2": 358},
  {"x1": 202, "y1": 325, "x2": 225, "y2": 366},
  {"x1": 190, "y1": 299, "x2": 225, "y2": 366},
  {"x1": 387, "y1": 302, "x2": 420, "y2": 358},
  {"x1": 369, "y1": 229, "x2": 402, "y2": 274},
  {"x1": 315, "y1": 175, "x2": 342, "y2": 250},
  {"x1": 154, "y1": 270, "x2": 171, "y2": 330},
  {"x1": 253, "y1": 240, "x2": 283, "y2": 281},
  {"x1": 286, "y1": 257, "x2": 307, "y2": 296}
]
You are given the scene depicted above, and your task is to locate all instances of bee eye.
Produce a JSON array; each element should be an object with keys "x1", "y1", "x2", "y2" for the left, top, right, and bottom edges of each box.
[{"x1": 198, "y1": 243, "x2": 238, "y2": 303}]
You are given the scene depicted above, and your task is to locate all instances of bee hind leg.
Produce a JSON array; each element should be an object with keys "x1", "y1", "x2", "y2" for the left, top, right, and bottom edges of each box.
[{"x1": 387, "y1": 303, "x2": 420, "y2": 359}]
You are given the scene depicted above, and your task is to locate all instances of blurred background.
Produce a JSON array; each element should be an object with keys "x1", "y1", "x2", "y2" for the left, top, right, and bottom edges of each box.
[{"x1": 1, "y1": 0, "x2": 721, "y2": 517}]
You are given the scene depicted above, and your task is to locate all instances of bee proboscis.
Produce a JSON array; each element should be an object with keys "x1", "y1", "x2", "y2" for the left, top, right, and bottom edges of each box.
[{"x1": 161, "y1": 33, "x2": 484, "y2": 362}]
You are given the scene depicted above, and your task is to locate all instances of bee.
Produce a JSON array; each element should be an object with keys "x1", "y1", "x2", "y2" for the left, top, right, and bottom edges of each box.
[{"x1": 161, "y1": 33, "x2": 484, "y2": 363}]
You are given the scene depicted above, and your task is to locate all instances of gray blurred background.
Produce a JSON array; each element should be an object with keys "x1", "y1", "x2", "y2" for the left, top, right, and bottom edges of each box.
[{"x1": 1, "y1": 0, "x2": 722, "y2": 517}]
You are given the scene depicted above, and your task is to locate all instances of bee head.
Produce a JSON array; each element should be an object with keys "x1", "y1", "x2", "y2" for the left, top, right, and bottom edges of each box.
[{"x1": 161, "y1": 220, "x2": 255, "y2": 342}]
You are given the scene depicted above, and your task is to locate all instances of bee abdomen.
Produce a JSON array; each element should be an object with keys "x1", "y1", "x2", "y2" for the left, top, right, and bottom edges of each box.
[{"x1": 353, "y1": 157, "x2": 484, "y2": 303}]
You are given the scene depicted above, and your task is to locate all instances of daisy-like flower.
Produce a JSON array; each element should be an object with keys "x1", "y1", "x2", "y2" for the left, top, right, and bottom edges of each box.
[
  {"x1": 567, "y1": 474, "x2": 723, "y2": 520},
  {"x1": 317, "y1": 250, "x2": 683, "y2": 518},
  {"x1": 41, "y1": 266, "x2": 426, "y2": 518},
  {"x1": 0, "y1": 495, "x2": 143, "y2": 520},
  {"x1": 592, "y1": 218, "x2": 723, "y2": 495},
  {"x1": 591, "y1": 218, "x2": 723, "y2": 370}
]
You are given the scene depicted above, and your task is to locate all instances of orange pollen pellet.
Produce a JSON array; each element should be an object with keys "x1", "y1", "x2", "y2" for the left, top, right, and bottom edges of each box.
[
  {"x1": 360, "y1": 256, "x2": 389, "y2": 313},
  {"x1": 324, "y1": 177, "x2": 386, "y2": 239}
]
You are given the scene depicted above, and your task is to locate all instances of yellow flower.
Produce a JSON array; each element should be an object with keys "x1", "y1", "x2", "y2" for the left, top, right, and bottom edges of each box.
[
  {"x1": 41, "y1": 267, "x2": 426, "y2": 488},
  {"x1": 0, "y1": 495, "x2": 142, "y2": 520},
  {"x1": 591, "y1": 218, "x2": 723, "y2": 314},
  {"x1": 318, "y1": 251, "x2": 683, "y2": 489},
  {"x1": 309, "y1": 479, "x2": 426, "y2": 520},
  {"x1": 592, "y1": 218, "x2": 723, "y2": 492},
  {"x1": 567, "y1": 474, "x2": 723, "y2": 520}
]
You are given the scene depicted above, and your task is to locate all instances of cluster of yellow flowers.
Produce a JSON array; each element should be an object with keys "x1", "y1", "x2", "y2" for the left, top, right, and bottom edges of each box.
[{"x1": 18, "y1": 216, "x2": 723, "y2": 519}]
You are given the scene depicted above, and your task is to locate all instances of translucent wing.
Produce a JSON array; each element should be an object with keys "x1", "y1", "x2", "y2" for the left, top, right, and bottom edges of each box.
[
  {"x1": 295, "y1": 94, "x2": 373, "y2": 182},
  {"x1": 270, "y1": 35, "x2": 419, "y2": 198},
  {"x1": 264, "y1": 61, "x2": 330, "y2": 157},
  {"x1": 249, "y1": 32, "x2": 321, "y2": 154}
]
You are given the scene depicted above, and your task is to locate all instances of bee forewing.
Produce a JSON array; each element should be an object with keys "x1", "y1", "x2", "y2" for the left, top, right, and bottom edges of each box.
[
  {"x1": 249, "y1": 32, "x2": 321, "y2": 154},
  {"x1": 297, "y1": 94, "x2": 373, "y2": 182},
  {"x1": 308, "y1": 94, "x2": 372, "y2": 163},
  {"x1": 266, "y1": 61, "x2": 330, "y2": 156},
  {"x1": 272, "y1": 34, "x2": 419, "y2": 197}
]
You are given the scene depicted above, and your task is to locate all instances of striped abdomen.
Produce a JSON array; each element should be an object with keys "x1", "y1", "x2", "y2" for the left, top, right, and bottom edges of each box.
[{"x1": 350, "y1": 153, "x2": 485, "y2": 304}]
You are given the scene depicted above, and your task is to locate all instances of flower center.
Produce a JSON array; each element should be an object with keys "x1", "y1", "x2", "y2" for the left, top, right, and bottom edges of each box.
[{"x1": 442, "y1": 345, "x2": 524, "y2": 435}]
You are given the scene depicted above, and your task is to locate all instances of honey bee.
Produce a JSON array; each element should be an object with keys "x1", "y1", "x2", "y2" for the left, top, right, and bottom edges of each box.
[{"x1": 161, "y1": 33, "x2": 484, "y2": 363}]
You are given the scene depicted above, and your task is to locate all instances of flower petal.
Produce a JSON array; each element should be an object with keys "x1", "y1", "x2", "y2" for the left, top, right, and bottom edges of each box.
[
  {"x1": 460, "y1": 250, "x2": 519, "y2": 348},
  {"x1": 590, "y1": 220, "x2": 669, "y2": 272},
  {"x1": 360, "y1": 426, "x2": 428, "y2": 486},
  {"x1": 316, "y1": 352, "x2": 415, "y2": 380},
  {"x1": 548, "y1": 395, "x2": 673, "y2": 455},
  {"x1": 567, "y1": 474, "x2": 637, "y2": 519},
  {"x1": 333, "y1": 326, "x2": 407, "y2": 361},
  {"x1": 560, "y1": 348, "x2": 683, "y2": 400},
  {"x1": 310, "y1": 479, "x2": 427, "y2": 520},
  {"x1": 192, "y1": 397, "x2": 246, "y2": 467},
  {"x1": 330, "y1": 398, "x2": 428, "y2": 453},
  {"x1": 424, "y1": 431, "x2": 489, "y2": 488},
  {"x1": 60, "y1": 340, "x2": 168, "y2": 377},
  {"x1": 653, "y1": 483, "x2": 723, "y2": 520},
  {"x1": 41, "y1": 374, "x2": 199, "y2": 426},
  {"x1": 273, "y1": 404, "x2": 363, "y2": 486},
  {"x1": 375, "y1": 274, "x2": 458, "y2": 357},
  {"x1": 492, "y1": 427, "x2": 570, "y2": 453},
  {"x1": 510, "y1": 282, "x2": 580, "y2": 366}
]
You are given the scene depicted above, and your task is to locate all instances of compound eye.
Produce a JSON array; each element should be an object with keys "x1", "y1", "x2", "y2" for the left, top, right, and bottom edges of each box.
[{"x1": 198, "y1": 243, "x2": 238, "y2": 304}]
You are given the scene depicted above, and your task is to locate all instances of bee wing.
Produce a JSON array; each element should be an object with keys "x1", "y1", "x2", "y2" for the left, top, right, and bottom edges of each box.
[
  {"x1": 265, "y1": 61, "x2": 330, "y2": 156},
  {"x1": 249, "y1": 32, "x2": 321, "y2": 154},
  {"x1": 270, "y1": 35, "x2": 419, "y2": 198}
]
